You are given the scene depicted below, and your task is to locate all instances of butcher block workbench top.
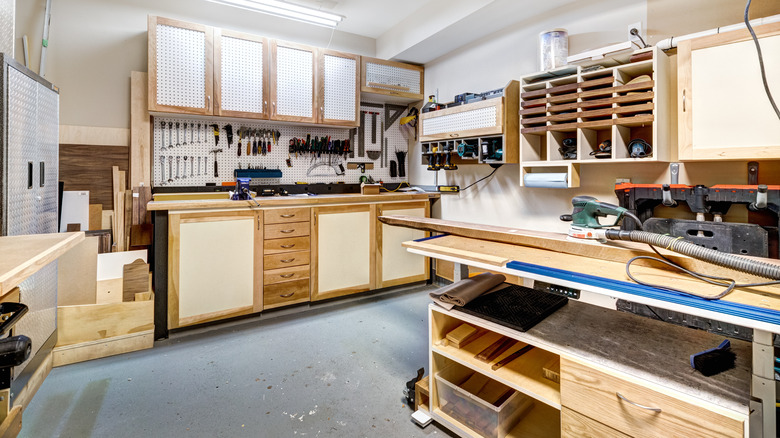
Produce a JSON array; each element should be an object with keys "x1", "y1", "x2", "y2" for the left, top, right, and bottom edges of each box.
[
  {"x1": 0, "y1": 232, "x2": 84, "y2": 297},
  {"x1": 147, "y1": 192, "x2": 439, "y2": 211}
]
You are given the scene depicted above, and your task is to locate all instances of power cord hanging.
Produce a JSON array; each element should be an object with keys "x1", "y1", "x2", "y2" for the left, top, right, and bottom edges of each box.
[
  {"x1": 622, "y1": 212, "x2": 780, "y2": 300},
  {"x1": 461, "y1": 165, "x2": 502, "y2": 192},
  {"x1": 745, "y1": 0, "x2": 780, "y2": 121}
]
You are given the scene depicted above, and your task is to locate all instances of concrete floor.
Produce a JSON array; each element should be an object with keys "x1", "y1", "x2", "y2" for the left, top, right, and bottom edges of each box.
[{"x1": 20, "y1": 284, "x2": 455, "y2": 437}]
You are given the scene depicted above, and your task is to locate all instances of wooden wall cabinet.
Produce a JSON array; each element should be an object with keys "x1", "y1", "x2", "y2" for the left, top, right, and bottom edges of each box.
[
  {"x1": 148, "y1": 16, "x2": 214, "y2": 115},
  {"x1": 419, "y1": 80, "x2": 519, "y2": 165},
  {"x1": 270, "y1": 40, "x2": 317, "y2": 124},
  {"x1": 214, "y1": 29, "x2": 270, "y2": 119},
  {"x1": 168, "y1": 211, "x2": 261, "y2": 328},
  {"x1": 318, "y1": 49, "x2": 360, "y2": 127},
  {"x1": 677, "y1": 22, "x2": 780, "y2": 160},
  {"x1": 311, "y1": 205, "x2": 375, "y2": 301},
  {"x1": 376, "y1": 201, "x2": 429, "y2": 288},
  {"x1": 361, "y1": 56, "x2": 424, "y2": 103}
]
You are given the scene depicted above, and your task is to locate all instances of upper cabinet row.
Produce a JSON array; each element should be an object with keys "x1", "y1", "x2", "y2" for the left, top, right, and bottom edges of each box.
[{"x1": 147, "y1": 16, "x2": 424, "y2": 128}]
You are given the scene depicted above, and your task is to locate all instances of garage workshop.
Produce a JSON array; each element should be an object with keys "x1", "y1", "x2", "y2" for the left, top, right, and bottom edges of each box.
[{"x1": 1, "y1": 0, "x2": 780, "y2": 436}]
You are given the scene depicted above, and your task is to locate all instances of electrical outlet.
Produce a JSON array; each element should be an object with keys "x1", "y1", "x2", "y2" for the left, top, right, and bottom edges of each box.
[{"x1": 627, "y1": 22, "x2": 642, "y2": 42}]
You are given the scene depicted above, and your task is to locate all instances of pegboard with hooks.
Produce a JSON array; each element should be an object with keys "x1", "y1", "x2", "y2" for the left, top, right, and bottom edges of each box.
[{"x1": 152, "y1": 100, "x2": 411, "y2": 188}]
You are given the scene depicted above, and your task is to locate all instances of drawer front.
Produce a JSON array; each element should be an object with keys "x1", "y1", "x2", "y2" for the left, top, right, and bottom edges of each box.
[
  {"x1": 264, "y1": 265, "x2": 310, "y2": 285},
  {"x1": 561, "y1": 408, "x2": 630, "y2": 438},
  {"x1": 263, "y1": 279, "x2": 309, "y2": 309},
  {"x1": 264, "y1": 236, "x2": 311, "y2": 254},
  {"x1": 265, "y1": 208, "x2": 310, "y2": 224},
  {"x1": 264, "y1": 250, "x2": 310, "y2": 270},
  {"x1": 264, "y1": 222, "x2": 310, "y2": 239},
  {"x1": 560, "y1": 358, "x2": 744, "y2": 438}
]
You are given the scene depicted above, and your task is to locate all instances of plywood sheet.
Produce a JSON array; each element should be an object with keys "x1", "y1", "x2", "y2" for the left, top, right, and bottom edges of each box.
[
  {"x1": 97, "y1": 250, "x2": 148, "y2": 281},
  {"x1": 57, "y1": 236, "x2": 98, "y2": 306},
  {"x1": 59, "y1": 144, "x2": 129, "y2": 209},
  {"x1": 59, "y1": 191, "x2": 90, "y2": 233}
]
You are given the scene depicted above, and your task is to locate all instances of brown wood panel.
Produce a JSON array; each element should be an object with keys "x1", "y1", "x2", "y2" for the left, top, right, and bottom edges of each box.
[
  {"x1": 519, "y1": 106, "x2": 547, "y2": 116},
  {"x1": 60, "y1": 144, "x2": 129, "y2": 209},
  {"x1": 263, "y1": 279, "x2": 310, "y2": 309},
  {"x1": 264, "y1": 207, "x2": 310, "y2": 224},
  {"x1": 264, "y1": 250, "x2": 310, "y2": 270},
  {"x1": 263, "y1": 265, "x2": 310, "y2": 285},
  {"x1": 547, "y1": 82, "x2": 579, "y2": 94},
  {"x1": 561, "y1": 408, "x2": 630, "y2": 438},
  {"x1": 560, "y1": 358, "x2": 744, "y2": 438},
  {"x1": 578, "y1": 76, "x2": 615, "y2": 89},
  {"x1": 264, "y1": 222, "x2": 310, "y2": 239},
  {"x1": 520, "y1": 88, "x2": 547, "y2": 99},
  {"x1": 264, "y1": 236, "x2": 311, "y2": 254}
]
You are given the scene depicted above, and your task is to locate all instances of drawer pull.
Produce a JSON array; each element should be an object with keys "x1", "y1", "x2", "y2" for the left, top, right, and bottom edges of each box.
[
  {"x1": 280, "y1": 244, "x2": 295, "y2": 248},
  {"x1": 616, "y1": 392, "x2": 662, "y2": 413},
  {"x1": 280, "y1": 229, "x2": 295, "y2": 234},
  {"x1": 280, "y1": 214, "x2": 295, "y2": 218},
  {"x1": 280, "y1": 273, "x2": 295, "y2": 278},
  {"x1": 279, "y1": 292, "x2": 295, "y2": 298},
  {"x1": 280, "y1": 258, "x2": 295, "y2": 263}
]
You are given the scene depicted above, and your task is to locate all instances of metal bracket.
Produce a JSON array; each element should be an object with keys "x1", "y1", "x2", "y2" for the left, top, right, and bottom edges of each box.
[
  {"x1": 669, "y1": 163, "x2": 680, "y2": 185},
  {"x1": 748, "y1": 161, "x2": 759, "y2": 185}
]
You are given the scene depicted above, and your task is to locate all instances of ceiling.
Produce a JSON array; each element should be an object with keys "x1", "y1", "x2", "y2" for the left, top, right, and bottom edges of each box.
[{"x1": 287, "y1": 0, "x2": 589, "y2": 64}]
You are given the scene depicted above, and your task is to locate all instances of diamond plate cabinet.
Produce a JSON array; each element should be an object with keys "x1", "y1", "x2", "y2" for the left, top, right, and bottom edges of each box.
[
  {"x1": 317, "y1": 49, "x2": 360, "y2": 127},
  {"x1": 361, "y1": 56, "x2": 424, "y2": 103},
  {"x1": 270, "y1": 40, "x2": 317, "y2": 124},
  {"x1": 148, "y1": 16, "x2": 214, "y2": 115},
  {"x1": 214, "y1": 29, "x2": 270, "y2": 119}
]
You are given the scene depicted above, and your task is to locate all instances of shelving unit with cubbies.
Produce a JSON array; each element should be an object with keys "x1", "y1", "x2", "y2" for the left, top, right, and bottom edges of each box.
[{"x1": 518, "y1": 47, "x2": 670, "y2": 188}]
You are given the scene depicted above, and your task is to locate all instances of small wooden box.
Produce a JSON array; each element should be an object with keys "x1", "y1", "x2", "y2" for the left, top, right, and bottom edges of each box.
[{"x1": 361, "y1": 183, "x2": 381, "y2": 195}]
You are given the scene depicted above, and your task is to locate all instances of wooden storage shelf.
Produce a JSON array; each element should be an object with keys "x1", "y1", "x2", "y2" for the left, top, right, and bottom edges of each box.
[
  {"x1": 519, "y1": 47, "x2": 670, "y2": 187},
  {"x1": 361, "y1": 56, "x2": 424, "y2": 103},
  {"x1": 432, "y1": 402, "x2": 560, "y2": 438}
]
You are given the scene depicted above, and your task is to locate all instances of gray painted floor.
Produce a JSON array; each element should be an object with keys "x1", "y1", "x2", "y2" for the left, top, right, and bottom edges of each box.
[{"x1": 21, "y1": 285, "x2": 455, "y2": 437}]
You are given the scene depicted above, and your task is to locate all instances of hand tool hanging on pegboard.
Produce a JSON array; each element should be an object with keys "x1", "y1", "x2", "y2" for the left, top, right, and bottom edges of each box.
[
  {"x1": 225, "y1": 124, "x2": 233, "y2": 150},
  {"x1": 211, "y1": 149, "x2": 222, "y2": 177},
  {"x1": 237, "y1": 127, "x2": 243, "y2": 157},
  {"x1": 358, "y1": 112, "x2": 365, "y2": 157},
  {"x1": 210, "y1": 124, "x2": 220, "y2": 146},
  {"x1": 371, "y1": 112, "x2": 377, "y2": 144},
  {"x1": 380, "y1": 122, "x2": 385, "y2": 167},
  {"x1": 396, "y1": 150, "x2": 407, "y2": 178}
]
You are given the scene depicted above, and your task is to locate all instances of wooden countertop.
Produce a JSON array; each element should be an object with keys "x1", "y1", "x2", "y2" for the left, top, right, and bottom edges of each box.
[
  {"x1": 0, "y1": 232, "x2": 85, "y2": 296},
  {"x1": 147, "y1": 192, "x2": 439, "y2": 211}
]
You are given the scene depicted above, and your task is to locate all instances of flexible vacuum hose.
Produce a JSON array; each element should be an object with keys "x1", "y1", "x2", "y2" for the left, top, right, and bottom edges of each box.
[{"x1": 605, "y1": 230, "x2": 780, "y2": 280}]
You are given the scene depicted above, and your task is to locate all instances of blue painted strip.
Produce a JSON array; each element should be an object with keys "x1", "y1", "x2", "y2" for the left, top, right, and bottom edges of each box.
[
  {"x1": 506, "y1": 260, "x2": 780, "y2": 326},
  {"x1": 414, "y1": 234, "x2": 448, "y2": 242}
]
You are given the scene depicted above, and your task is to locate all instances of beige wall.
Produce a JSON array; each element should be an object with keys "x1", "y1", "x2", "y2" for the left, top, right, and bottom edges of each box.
[
  {"x1": 416, "y1": 0, "x2": 780, "y2": 233},
  {"x1": 14, "y1": 0, "x2": 375, "y2": 129}
]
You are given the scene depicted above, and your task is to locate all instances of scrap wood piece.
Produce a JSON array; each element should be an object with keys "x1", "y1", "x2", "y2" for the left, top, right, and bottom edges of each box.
[
  {"x1": 379, "y1": 215, "x2": 780, "y2": 279},
  {"x1": 475, "y1": 337, "x2": 515, "y2": 362},
  {"x1": 122, "y1": 258, "x2": 149, "y2": 302},
  {"x1": 445, "y1": 323, "x2": 478, "y2": 348}
]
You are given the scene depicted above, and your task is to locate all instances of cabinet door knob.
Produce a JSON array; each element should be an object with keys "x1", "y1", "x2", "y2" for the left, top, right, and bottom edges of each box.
[
  {"x1": 682, "y1": 89, "x2": 686, "y2": 112},
  {"x1": 616, "y1": 392, "x2": 661, "y2": 413}
]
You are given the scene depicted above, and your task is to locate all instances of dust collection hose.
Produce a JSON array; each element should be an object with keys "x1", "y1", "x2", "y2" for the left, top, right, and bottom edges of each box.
[{"x1": 605, "y1": 229, "x2": 780, "y2": 281}]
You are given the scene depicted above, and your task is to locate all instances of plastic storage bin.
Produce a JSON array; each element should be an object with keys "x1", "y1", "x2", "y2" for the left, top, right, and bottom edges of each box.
[{"x1": 435, "y1": 364, "x2": 532, "y2": 438}]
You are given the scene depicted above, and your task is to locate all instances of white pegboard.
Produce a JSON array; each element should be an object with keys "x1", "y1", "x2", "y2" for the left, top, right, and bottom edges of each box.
[
  {"x1": 220, "y1": 35, "x2": 264, "y2": 114},
  {"x1": 422, "y1": 106, "x2": 498, "y2": 136},
  {"x1": 156, "y1": 24, "x2": 207, "y2": 108},
  {"x1": 365, "y1": 61, "x2": 421, "y2": 94},
  {"x1": 152, "y1": 104, "x2": 408, "y2": 187},
  {"x1": 276, "y1": 46, "x2": 313, "y2": 118},
  {"x1": 323, "y1": 54, "x2": 356, "y2": 121}
]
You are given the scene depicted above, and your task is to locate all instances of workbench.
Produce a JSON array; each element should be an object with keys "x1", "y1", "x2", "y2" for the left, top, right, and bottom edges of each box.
[
  {"x1": 0, "y1": 232, "x2": 84, "y2": 437},
  {"x1": 402, "y1": 232, "x2": 780, "y2": 438},
  {"x1": 147, "y1": 192, "x2": 439, "y2": 338}
]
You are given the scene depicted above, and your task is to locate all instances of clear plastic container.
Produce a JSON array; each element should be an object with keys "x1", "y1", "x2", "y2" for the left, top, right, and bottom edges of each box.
[
  {"x1": 539, "y1": 29, "x2": 568, "y2": 71},
  {"x1": 435, "y1": 365, "x2": 533, "y2": 438}
]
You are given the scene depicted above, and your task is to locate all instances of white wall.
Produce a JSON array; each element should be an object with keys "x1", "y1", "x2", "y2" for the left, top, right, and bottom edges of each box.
[
  {"x1": 414, "y1": 0, "x2": 780, "y2": 233},
  {"x1": 14, "y1": 0, "x2": 375, "y2": 129}
]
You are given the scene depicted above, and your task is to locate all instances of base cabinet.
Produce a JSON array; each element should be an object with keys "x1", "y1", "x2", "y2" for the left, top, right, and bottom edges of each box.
[
  {"x1": 377, "y1": 202, "x2": 429, "y2": 288},
  {"x1": 168, "y1": 211, "x2": 261, "y2": 328},
  {"x1": 311, "y1": 205, "x2": 374, "y2": 301}
]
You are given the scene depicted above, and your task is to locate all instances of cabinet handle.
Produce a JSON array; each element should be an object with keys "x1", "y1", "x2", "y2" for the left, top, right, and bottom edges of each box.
[
  {"x1": 264, "y1": 100, "x2": 267, "y2": 113},
  {"x1": 280, "y1": 258, "x2": 295, "y2": 263},
  {"x1": 616, "y1": 392, "x2": 662, "y2": 413},
  {"x1": 280, "y1": 229, "x2": 295, "y2": 234},
  {"x1": 280, "y1": 214, "x2": 295, "y2": 218},
  {"x1": 207, "y1": 95, "x2": 211, "y2": 110},
  {"x1": 449, "y1": 133, "x2": 459, "y2": 138},
  {"x1": 273, "y1": 101, "x2": 276, "y2": 115},
  {"x1": 280, "y1": 273, "x2": 295, "y2": 278},
  {"x1": 280, "y1": 244, "x2": 295, "y2": 248},
  {"x1": 280, "y1": 292, "x2": 295, "y2": 298},
  {"x1": 682, "y1": 89, "x2": 686, "y2": 112}
]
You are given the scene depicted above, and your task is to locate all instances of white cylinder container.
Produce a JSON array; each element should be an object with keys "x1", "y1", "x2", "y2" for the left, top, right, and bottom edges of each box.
[{"x1": 539, "y1": 28, "x2": 568, "y2": 71}]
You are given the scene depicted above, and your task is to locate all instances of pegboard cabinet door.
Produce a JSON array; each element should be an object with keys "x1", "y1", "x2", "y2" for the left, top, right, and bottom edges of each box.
[
  {"x1": 270, "y1": 40, "x2": 317, "y2": 123},
  {"x1": 148, "y1": 16, "x2": 214, "y2": 115},
  {"x1": 317, "y1": 49, "x2": 360, "y2": 127},
  {"x1": 214, "y1": 29, "x2": 270, "y2": 119}
]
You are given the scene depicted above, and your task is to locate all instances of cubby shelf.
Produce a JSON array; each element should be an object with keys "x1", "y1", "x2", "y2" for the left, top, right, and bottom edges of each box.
[{"x1": 518, "y1": 47, "x2": 671, "y2": 188}]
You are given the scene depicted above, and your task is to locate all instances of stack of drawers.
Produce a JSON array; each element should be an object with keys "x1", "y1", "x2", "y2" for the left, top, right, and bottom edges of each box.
[{"x1": 263, "y1": 208, "x2": 311, "y2": 309}]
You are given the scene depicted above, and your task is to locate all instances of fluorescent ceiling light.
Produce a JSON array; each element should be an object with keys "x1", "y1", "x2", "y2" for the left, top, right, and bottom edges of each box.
[{"x1": 207, "y1": 0, "x2": 344, "y2": 28}]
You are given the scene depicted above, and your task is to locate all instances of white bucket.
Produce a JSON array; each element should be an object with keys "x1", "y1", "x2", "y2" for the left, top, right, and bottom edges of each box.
[{"x1": 539, "y1": 28, "x2": 568, "y2": 71}]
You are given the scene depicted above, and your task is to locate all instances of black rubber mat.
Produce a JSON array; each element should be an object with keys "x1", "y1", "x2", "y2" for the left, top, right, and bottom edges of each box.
[{"x1": 458, "y1": 284, "x2": 568, "y2": 332}]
